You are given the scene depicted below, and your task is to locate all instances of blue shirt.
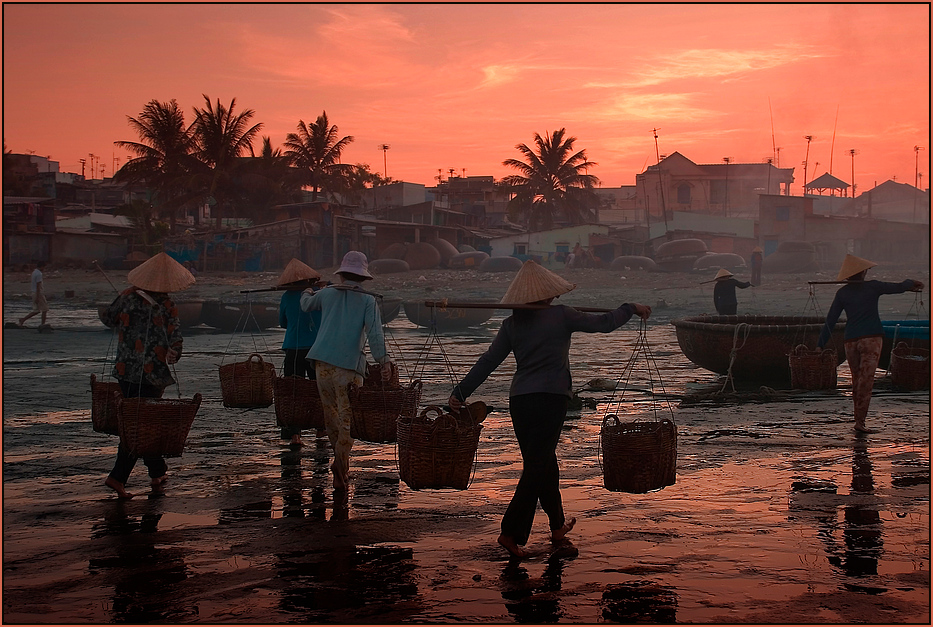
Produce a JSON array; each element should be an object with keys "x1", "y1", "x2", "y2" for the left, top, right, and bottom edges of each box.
[
  {"x1": 300, "y1": 282, "x2": 388, "y2": 374},
  {"x1": 452, "y1": 303, "x2": 637, "y2": 400},
  {"x1": 818, "y1": 279, "x2": 918, "y2": 347},
  {"x1": 279, "y1": 289, "x2": 321, "y2": 350}
]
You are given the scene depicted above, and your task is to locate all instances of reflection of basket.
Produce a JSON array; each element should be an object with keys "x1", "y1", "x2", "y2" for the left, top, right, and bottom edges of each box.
[
  {"x1": 891, "y1": 342, "x2": 930, "y2": 390},
  {"x1": 90, "y1": 374, "x2": 122, "y2": 435},
  {"x1": 789, "y1": 344, "x2": 838, "y2": 390},
  {"x1": 219, "y1": 353, "x2": 275, "y2": 408},
  {"x1": 600, "y1": 415, "x2": 677, "y2": 493},
  {"x1": 350, "y1": 380, "x2": 422, "y2": 443},
  {"x1": 397, "y1": 405, "x2": 482, "y2": 490},
  {"x1": 117, "y1": 394, "x2": 202, "y2": 457},
  {"x1": 273, "y1": 376, "x2": 325, "y2": 430}
]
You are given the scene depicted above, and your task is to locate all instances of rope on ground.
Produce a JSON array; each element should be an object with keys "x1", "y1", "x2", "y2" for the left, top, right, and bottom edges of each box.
[{"x1": 720, "y1": 322, "x2": 751, "y2": 394}]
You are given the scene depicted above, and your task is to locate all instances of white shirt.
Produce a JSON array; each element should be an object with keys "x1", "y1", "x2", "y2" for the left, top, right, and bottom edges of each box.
[{"x1": 30, "y1": 268, "x2": 43, "y2": 294}]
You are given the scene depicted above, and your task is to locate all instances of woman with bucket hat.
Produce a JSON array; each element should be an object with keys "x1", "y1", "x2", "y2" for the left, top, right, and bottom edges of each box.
[
  {"x1": 817, "y1": 254, "x2": 923, "y2": 433},
  {"x1": 277, "y1": 258, "x2": 324, "y2": 447},
  {"x1": 101, "y1": 252, "x2": 195, "y2": 498},
  {"x1": 300, "y1": 251, "x2": 394, "y2": 495},
  {"x1": 712, "y1": 268, "x2": 751, "y2": 315},
  {"x1": 448, "y1": 260, "x2": 652, "y2": 559}
]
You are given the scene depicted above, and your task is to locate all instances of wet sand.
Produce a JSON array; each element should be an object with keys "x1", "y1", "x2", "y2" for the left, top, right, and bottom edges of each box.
[{"x1": 2, "y1": 264, "x2": 930, "y2": 623}]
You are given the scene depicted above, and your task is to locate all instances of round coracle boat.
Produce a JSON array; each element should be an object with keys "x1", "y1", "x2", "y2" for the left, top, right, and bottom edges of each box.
[
  {"x1": 879, "y1": 319, "x2": 930, "y2": 369},
  {"x1": 671, "y1": 315, "x2": 846, "y2": 382},
  {"x1": 98, "y1": 300, "x2": 203, "y2": 329},
  {"x1": 200, "y1": 301, "x2": 280, "y2": 332},
  {"x1": 403, "y1": 300, "x2": 494, "y2": 331}
]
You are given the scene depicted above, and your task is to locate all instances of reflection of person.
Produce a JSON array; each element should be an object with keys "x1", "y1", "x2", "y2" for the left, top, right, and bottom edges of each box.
[
  {"x1": 750, "y1": 246, "x2": 763, "y2": 286},
  {"x1": 817, "y1": 254, "x2": 923, "y2": 433},
  {"x1": 712, "y1": 268, "x2": 751, "y2": 315},
  {"x1": 448, "y1": 260, "x2": 652, "y2": 560},
  {"x1": 19, "y1": 260, "x2": 49, "y2": 327},
  {"x1": 277, "y1": 258, "x2": 323, "y2": 447},
  {"x1": 101, "y1": 252, "x2": 195, "y2": 498},
  {"x1": 300, "y1": 251, "x2": 393, "y2": 495}
]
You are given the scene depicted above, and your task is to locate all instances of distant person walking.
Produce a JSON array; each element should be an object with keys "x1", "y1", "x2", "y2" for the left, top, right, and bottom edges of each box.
[
  {"x1": 300, "y1": 251, "x2": 394, "y2": 496},
  {"x1": 277, "y1": 259, "x2": 324, "y2": 447},
  {"x1": 817, "y1": 254, "x2": 923, "y2": 433},
  {"x1": 19, "y1": 261, "x2": 49, "y2": 327},
  {"x1": 448, "y1": 260, "x2": 652, "y2": 560},
  {"x1": 100, "y1": 253, "x2": 195, "y2": 498},
  {"x1": 750, "y1": 246, "x2": 763, "y2": 286},
  {"x1": 712, "y1": 268, "x2": 751, "y2": 315}
]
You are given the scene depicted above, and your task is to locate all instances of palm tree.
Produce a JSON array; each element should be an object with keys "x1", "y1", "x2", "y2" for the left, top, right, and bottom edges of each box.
[
  {"x1": 500, "y1": 128, "x2": 600, "y2": 230},
  {"x1": 113, "y1": 99, "x2": 196, "y2": 232},
  {"x1": 190, "y1": 95, "x2": 263, "y2": 229},
  {"x1": 283, "y1": 111, "x2": 354, "y2": 202},
  {"x1": 238, "y1": 136, "x2": 303, "y2": 222}
]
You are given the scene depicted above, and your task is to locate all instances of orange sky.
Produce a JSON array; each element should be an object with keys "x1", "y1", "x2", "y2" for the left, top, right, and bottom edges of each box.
[{"x1": 3, "y1": 3, "x2": 930, "y2": 193}]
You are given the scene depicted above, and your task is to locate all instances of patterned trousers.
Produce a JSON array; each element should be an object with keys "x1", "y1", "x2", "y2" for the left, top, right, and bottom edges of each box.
[
  {"x1": 314, "y1": 361, "x2": 363, "y2": 482},
  {"x1": 844, "y1": 336, "x2": 883, "y2": 429}
]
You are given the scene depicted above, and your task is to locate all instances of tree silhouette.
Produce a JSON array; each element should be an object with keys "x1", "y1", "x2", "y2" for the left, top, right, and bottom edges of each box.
[{"x1": 283, "y1": 111, "x2": 354, "y2": 202}]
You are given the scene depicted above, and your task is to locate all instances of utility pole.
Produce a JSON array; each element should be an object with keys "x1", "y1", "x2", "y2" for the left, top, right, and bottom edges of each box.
[
  {"x1": 651, "y1": 128, "x2": 668, "y2": 232},
  {"x1": 765, "y1": 157, "x2": 773, "y2": 194},
  {"x1": 914, "y1": 145, "x2": 925, "y2": 222},
  {"x1": 378, "y1": 144, "x2": 390, "y2": 179},
  {"x1": 802, "y1": 135, "x2": 813, "y2": 195},
  {"x1": 722, "y1": 157, "x2": 732, "y2": 216},
  {"x1": 848, "y1": 149, "x2": 858, "y2": 199},
  {"x1": 78, "y1": 158, "x2": 86, "y2": 178}
]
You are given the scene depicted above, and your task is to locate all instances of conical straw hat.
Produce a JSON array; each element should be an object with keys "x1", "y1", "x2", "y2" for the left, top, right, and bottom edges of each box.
[
  {"x1": 127, "y1": 252, "x2": 195, "y2": 292},
  {"x1": 752, "y1": 246, "x2": 763, "y2": 253},
  {"x1": 276, "y1": 258, "x2": 321, "y2": 286},
  {"x1": 501, "y1": 260, "x2": 575, "y2": 304},
  {"x1": 837, "y1": 254, "x2": 876, "y2": 281},
  {"x1": 714, "y1": 268, "x2": 733, "y2": 280}
]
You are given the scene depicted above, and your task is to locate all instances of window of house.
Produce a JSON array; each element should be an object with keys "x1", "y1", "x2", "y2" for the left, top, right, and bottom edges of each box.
[
  {"x1": 514, "y1": 243, "x2": 527, "y2": 255},
  {"x1": 555, "y1": 242, "x2": 569, "y2": 253},
  {"x1": 776, "y1": 206, "x2": 790, "y2": 221},
  {"x1": 677, "y1": 184, "x2": 691, "y2": 204}
]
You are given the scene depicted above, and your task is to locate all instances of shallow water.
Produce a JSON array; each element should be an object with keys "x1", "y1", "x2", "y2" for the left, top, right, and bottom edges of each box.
[{"x1": 2, "y1": 305, "x2": 929, "y2": 623}]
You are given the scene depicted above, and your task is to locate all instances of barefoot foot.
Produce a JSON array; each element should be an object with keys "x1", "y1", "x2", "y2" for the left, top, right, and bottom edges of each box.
[
  {"x1": 105, "y1": 477, "x2": 134, "y2": 499},
  {"x1": 551, "y1": 517, "x2": 576, "y2": 542},
  {"x1": 497, "y1": 534, "x2": 530, "y2": 560},
  {"x1": 289, "y1": 435, "x2": 304, "y2": 447}
]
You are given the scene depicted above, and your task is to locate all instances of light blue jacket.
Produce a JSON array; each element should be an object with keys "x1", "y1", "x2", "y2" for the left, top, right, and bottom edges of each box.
[
  {"x1": 300, "y1": 282, "x2": 388, "y2": 374},
  {"x1": 279, "y1": 289, "x2": 321, "y2": 350}
]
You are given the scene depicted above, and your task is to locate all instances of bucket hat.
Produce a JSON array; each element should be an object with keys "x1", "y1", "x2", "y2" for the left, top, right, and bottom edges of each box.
[
  {"x1": 336, "y1": 251, "x2": 373, "y2": 279},
  {"x1": 714, "y1": 268, "x2": 734, "y2": 281},
  {"x1": 276, "y1": 258, "x2": 321, "y2": 286},
  {"x1": 837, "y1": 254, "x2": 876, "y2": 281},
  {"x1": 127, "y1": 252, "x2": 195, "y2": 293},
  {"x1": 501, "y1": 260, "x2": 575, "y2": 304}
]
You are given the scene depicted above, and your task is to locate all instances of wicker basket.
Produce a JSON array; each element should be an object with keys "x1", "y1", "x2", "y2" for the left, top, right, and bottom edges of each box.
[
  {"x1": 350, "y1": 380, "x2": 423, "y2": 443},
  {"x1": 397, "y1": 405, "x2": 483, "y2": 490},
  {"x1": 273, "y1": 376, "x2": 325, "y2": 430},
  {"x1": 117, "y1": 394, "x2": 202, "y2": 457},
  {"x1": 890, "y1": 342, "x2": 930, "y2": 391},
  {"x1": 90, "y1": 374, "x2": 122, "y2": 435},
  {"x1": 788, "y1": 344, "x2": 838, "y2": 390},
  {"x1": 600, "y1": 414, "x2": 677, "y2": 493},
  {"x1": 219, "y1": 353, "x2": 275, "y2": 408}
]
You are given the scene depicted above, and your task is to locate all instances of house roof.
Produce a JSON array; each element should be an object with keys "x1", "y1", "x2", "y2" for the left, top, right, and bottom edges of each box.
[{"x1": 806, "y1": 172, "x2": 849, "y2": 190}]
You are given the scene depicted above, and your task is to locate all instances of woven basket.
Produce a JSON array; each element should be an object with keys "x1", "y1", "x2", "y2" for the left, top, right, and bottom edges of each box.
[
  {"x1": 890, "y1": 342, "x2": 930, "y2": 391},
  {"x1": 397, "y1": 405, "x2": 482, "y2": 490},
  {"x1": 600, "y1": 414, "x2": 677, "y2": 493},
  {"x1": 117, "y1": 394, "x2": 202, "y2": 457},
  {"x1": 273, "y1": 376, "x2": 325, "y2": 430},
  {"x1": 350, "y1": 380, "x2": 423, "y2": 443},
  {"x1": 789, "y1": 344, "x2": 838, "y2": 390},
  {"x1": 90, "y1": 374, "x2": 122, "y2": 435},
  {"x1": 219, "y1": 353, "x2": 275, "y2": 408}
]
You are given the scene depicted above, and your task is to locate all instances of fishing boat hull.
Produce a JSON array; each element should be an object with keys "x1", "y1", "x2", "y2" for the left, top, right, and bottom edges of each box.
[
  {"x1": 97, "y1": 300, "x2": 204, "y2": 329},
  {"x1": 201, "y1": 301, "x2": 280, "y2": 332},
  {"x1": 403, "y1": 300, "x2": 494, "y2": 331},
  {"x1": 671, "y1": 315, "x2": 846, "y2": 382}
]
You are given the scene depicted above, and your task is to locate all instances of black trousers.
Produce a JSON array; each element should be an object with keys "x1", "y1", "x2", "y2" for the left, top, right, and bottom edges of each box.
[
  {"x1": 281, "y1": 348, "x2": 314, "y2": 439},
  {"x1": 502, "y1": 393, "x2": 568, "y2": 545},
  {"x1": 109, "y1": 381, "x2": 168, "y2": 484}
]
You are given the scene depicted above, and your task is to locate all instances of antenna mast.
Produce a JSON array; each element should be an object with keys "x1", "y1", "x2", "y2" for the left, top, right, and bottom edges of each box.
[{"x1": 652, "y1": 128, "x2": 669, "y2": 233}]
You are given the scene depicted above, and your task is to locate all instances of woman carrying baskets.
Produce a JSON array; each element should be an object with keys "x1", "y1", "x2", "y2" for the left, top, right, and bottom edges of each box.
[
  {"x1": 300, "y1": 251, "x2": 394, "y2": 496},
  {"x1": 277, "y1": 258, "x2": 324, "y2": 447},
  {"x1": 100, "y1": 252, "x2": 195, "y2": 498},
  {"x1": 448, "y1": 260, "x2": 652, "y2": 560},
  {"x1": 817, "y1": 254, "x2": 923, "y2": 433}
]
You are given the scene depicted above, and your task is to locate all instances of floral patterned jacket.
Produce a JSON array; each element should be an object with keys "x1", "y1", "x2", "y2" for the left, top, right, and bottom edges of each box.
[{"x1": 102, "y1": 287, "x2": 183, "y2": 388}]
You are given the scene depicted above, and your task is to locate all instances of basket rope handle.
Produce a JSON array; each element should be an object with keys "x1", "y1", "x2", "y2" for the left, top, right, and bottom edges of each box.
[{"x1": 603, "y1": 319, "x2": 675, "y2": 423}]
